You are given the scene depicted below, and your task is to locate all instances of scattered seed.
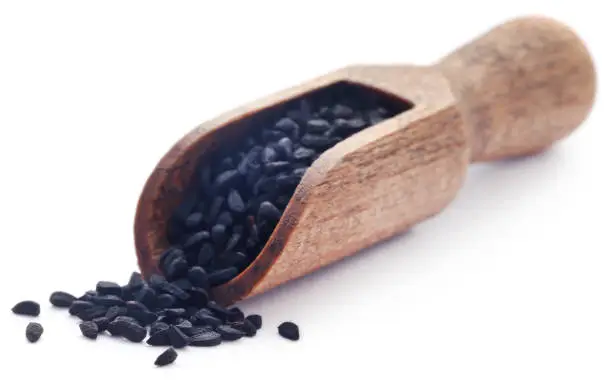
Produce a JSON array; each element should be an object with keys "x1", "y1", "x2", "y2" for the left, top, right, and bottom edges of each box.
[
  {"x1": 26, "y1": 322, "x2": 43, "y2": 343},
  {"x1": 155, "y1": 347, "x2": 178, "y2": 367},
  {"x1": 49, "y1": 291, "x2": 76, "y2": 308},
  {"x1": 12, "y1": 300, "x2": 40, "y2": 317},
  {"x1": 79, "y1": 321, "x2": 99, "y2": 339},
  {"x1": 278, "y1": 321, "x2": 299, "y2": 341}
]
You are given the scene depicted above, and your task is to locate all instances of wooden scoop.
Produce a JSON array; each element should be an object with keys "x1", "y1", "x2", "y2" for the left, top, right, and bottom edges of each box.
[{"x1": 134, "y1": 16, "x2": 596, "y2": 306}]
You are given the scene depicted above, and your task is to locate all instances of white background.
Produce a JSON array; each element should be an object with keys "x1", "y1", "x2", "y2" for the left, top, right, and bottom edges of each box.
[{"x1": 0, "y1": 1, "x2": 610, "y2": 380}]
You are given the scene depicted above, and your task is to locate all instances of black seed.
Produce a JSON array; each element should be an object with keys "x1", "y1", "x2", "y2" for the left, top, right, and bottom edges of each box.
[
  {"x1": 155, "y1": 348, "x2": 178, "y2": 367},
  {"x1": 226, "y1": 307, "x2": 244, "y2": 322},
  {"x1": 191, "y1": 311, "x2": 222, "y2": 327},
  {"x1": 293, "y1": 168, "x2": 307, "y2": 177},
  {"x1": 264, "y1": 161, "x2": 291, "y2": 175},
  {"x1": 306, "y1": 118, "x2": 331, "y2": 132},
  {"x1": 278, "y1": 321, "x2": 299, "y2": 341},
  {"x1": 159, "y1": 282, "x2": 190, "y2": 301},
  {"x1": 107, "y1": 316, "x2": 139, "y2": 336},
  {"x1": 126, "y1": 300, "x2": 148, "y2": 313},
  {"x1": 258, "y1": 201, "x2": 281, "y2": 222},
  {"x1": 198, "y1": 243, "x2": 215, "y2": 267},
  {"x1": 168, "y1": 325, "x2": 190, "y2": 349},
  {"x1": 261, "y1": 146, "x2": 278, "y2": 163},
  {"x1": 121, "y1": 321, "x2": 147, "y2": 343},
  {"x1": 277, "y1": 137, "x2": 293, "y2": 157},
  {"x1": 274, "y1": 117, "x2": 300, "y2": 139},
  {"x1": 92, "y1": 317, "x2": 109, "y2": 332},
  {"x1": 213, "y1": 169, "x2": 240, "y2": 192},
  {"x1": 12, "y1": 300, "x2": 40, "y2": 317},
  {"x1": 224, "y1": 232, "x2": 242, "y2": 252},
  {"x1": 184, "y1": 326, "x2": 212, "y2": 337},
  {"x1": 252, "y1": 176, "x2": 276, "y2": 195},
  {"x1": 211, "y1": 224, "x2": 227, "y2": 247},
  {"x1": 232, "y1": 319, "x2": 257, "y2": 337},
  {"x1": 127, "y1": 272, "x2": 145, "y2": 289},
  {"x1": 301, "y1": 134, "x2": 335, "y2": 149},
  {"x1": 91, "y1": 294, "x2": 125, "y2": 307},
  {"x1": 171, "y1": 278, "x2": 193, "y2": 291},
  {"x1": 77, "y1": 305, "x2": 107, "y2": 321},
  {"x1": 227, "y1": 189, "x2": 246, "y2": 213},
  {"x1": 188, "y1": 287, "x2": 210, "y2": 306},
  {"x1": 189, "y1": 330, "x2": 223, "y2": 347},
  {"x1": 147, "y1": 328, "x2": 171, "y2": 346},
  {"x1": 150, "y1": 322, "x2": 170, "y2": 335},
  {"x1": 121, "y1": 286, "x2": 136, "y2": 301},
  {"x1": 156, "y1": 294, "x2": 176, "y2": 309},
  {"x1": 49, "y1": 291, "x2": 76, "y2": 308},
  {"x1": 293, "y1": 146, "x2": 316, "y2": 161},
  {"x1": 135, "y1": 286, "x2": 158, "y2": 309},
  {"x1": 183, "y1": 231, "x2": 210, "y2": 250},
  {"x1": 96, "y1": 281, "x2": 122, "y2": 296},
  {"x1": 262, "y1": 129, "x2": 286, "y2": 142},
  {"x1": 206, "y1": 301, "x2": 230, "y2": 320},
  {"x1": 69, "y1": 300, "x2": 94, "y2": 316},
  {"x1": 79, "y1": 321, "x2": 98, "y2": 339},
  {"x1": 26, "y1": 322, "x2": 43, "y2": 343},
  {"x1": 206, "y1": 196, "x2": 225, "y2": 224},
  {"x1": 187, "y1": 266, "x2": 209, "y2": 289},
  {"x1": 105, "y1": 306, "x2": 127, "y2": 320},
  {"x1": 77, "y1": 291, "x2": 97, "y2": 302},
  {"x1": 185, "y1": 212, "x2": 204, "y2": 229},
  {"x1": 332, "y1": 104, "x2": 353, "y2": 117},
  {"x1": 159, "y1": 247, "x2": 184, "y2": 270},
  {"x1": 164, "y1": 308, "x2": 187, "y2": 318},
  {"x1": 175, "y1": 319, "x2": 193, "y2": 332},
  {"x1": 149, "y1": 273, "x2": 167, "y2": 288},
  {"x1": 246, "y1": 314, "x2": 262, "y2": 330},
  {"x1": 208, "y1": 267, "x2": 238, "y2": 286},
  {"x1": 216, "y1": 325, "x2": 245, "y2": 341},
  {"x1": 216, "y1": 211, "x2": 233, "y2": 227}
]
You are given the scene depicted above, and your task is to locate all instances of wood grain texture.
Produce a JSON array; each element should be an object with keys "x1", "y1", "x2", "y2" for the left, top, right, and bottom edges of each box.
[{"x1": 133, "y1": 16, "x2": 596, "y2": 306}]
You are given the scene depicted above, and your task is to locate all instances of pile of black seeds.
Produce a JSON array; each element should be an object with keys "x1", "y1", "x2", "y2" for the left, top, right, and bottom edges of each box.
[
  {"x1": 12, "y1": 270, "x2": 300, "y2": 366},
  {"x1": 162, "y1": 81, "x2": 410, "y2": 288},
  {"x1": 11, "y1": 82, "x2": 411, "y2": 366}
]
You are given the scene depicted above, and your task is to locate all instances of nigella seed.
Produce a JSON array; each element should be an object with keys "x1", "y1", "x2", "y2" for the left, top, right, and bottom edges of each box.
[
  {"x1": 168, "y1": 325, "x2": 190, "y2": 349},
  {"x1": 156, "y1": 294, "x2": 176, "y2": 309},
  {"x1": 232, "y1": 319, "x2": 257, "y2": 337},
  {"x1": 105, "y1": 306, "x2": 127, "y2": 320},
  {"x1": 189, "y1": 331, "x2": 222, "y2": 347},
  {"x1": 77, "y1": 291, "x2": 97, "y2": 302},
  {"x1": 155, "y1": 348, "x2": 178, "y2": 367},
  {"x1": 49, "y1": 291, "x2": 76, "y2": 308},
  {"x1": 69, "y1": 300, "x2": 94, "y2": 316},
  {"x1": 301, "y1": 134, "x2": 334, "y2": 149},
  {"x1": 217, "y1": 211, "x2": 233, "y2": 227},
  {"x1": 211, "y1": 224, "x2": 227, "y2": 247},
  {"x1": 258, "y1": 201, "x2": 282, "y2": 222},
  {"x1": 91, "y1": 294, "x2": 125, "y2": 307},
  {"x1": 245, "y1": 314, "x2": 262, "y2": 330},
  {"x1": 12, "y1": 300, "x2": 40, "y2": 317},
  {"x1": 262, "y1": 129, "x2": 286, "y2": 142},
  {"x1": 159, "y1": 247, "x2": 184, "y2": 270},
  {"x1": 96, "y1": 281, "x2": 122, "y2": 296},
  {"x1": 160, "y1": 282, "x2": 190, "y2": 301},
  {"x1": 135, "y1": 287, "x2": 157, "y2": 308},
  {"x1": 147, "y1": 329, "x2": 171, "y2": 346},
  {"x1": 171, "y1": 278, "x2": 193, "y2": 291},
  {"x1": 198, "y1": 243, "x2": 215, "y2": 267},
  {"x1": 206, "y1": 196, "x2": 225, "y2": 224},
  {"x1": 26, "y1": 322, "x2": 43, "y2": 343},
  {"x1": 264, "y1": 161, "x2": 291, "y2": 175},
  {"x1": 121, "y1": 322, "x2": 147, "y2": 343},
  {"x1": 306, "y1": 118, "x2": 331, "y2": 132},
  {"x1": 277, "y1": 137, "x2": 293, "y2": 157},
  {"x1": 332, "y1": 104, "x2": 353, "y2": 117},
  {"x1": 208, "y1": 267, "x2": 238, "y2": 286},
  {"x1": 163, "y1": 308, "x2": 187, "y2": 318},
  {"x1": 227, "y1": 189, "x2": 246, "y2": 213},
  {"x1": 293, "y1": 146, "x2": 316, "y2": 161},
  {"x1": 274, "y1": 117, "x2": 300, "y2": 137},
  {"x1": 175, "y1": 319, "x2": 193, "y2": 331},
  {"x1": 213, "y1": 169, "x2": 241, "y2": 192},
  {"x1": 191, "y1": 313, "x2": 222, "y2": 328},
  {"x1": 127, "y1": 271, "x2": 145, "y2": 289},
  {"x1": 187, "y1": 266, "x2": 209, "y2": 289},
  {"x1": 79, "y1": 321, "x2": 99, "y2": 339},
  {"x1": 92, "y1": 317, "x2": 109, "y2": 332},
  {"x1": 187, "y1": 287, "x2": 210, "y2": 306},
  {"x1": 224, "y1": 232, "x2": 242, "y2": 252},
  {"x1": 126, "y1": 300, "x2": 148, "y2": 313},
  {"x1": 261, "y1": 146, "x2": 278, "y2": 163},
  {"x1": 77, "y1": 305, "x2": 107, "y2": 321},
  {"x1": 107, "y1": 316, "x2": 139, "y2": 336},
  {"x1": 227, "y1": 306, "x2": 245, "y2": 322},
  {"x1": 185, "y1": 212, "x2": 204, "y2": 229},
  {"x1": 216, "y1": 325, "x2": 245, "y2": 341},
  {"x1": 183, "y1": 231, "x2": 210, "y2": 250},
  {"x1": 278, "y1": 321, "x2": 299, "y2": 341}
]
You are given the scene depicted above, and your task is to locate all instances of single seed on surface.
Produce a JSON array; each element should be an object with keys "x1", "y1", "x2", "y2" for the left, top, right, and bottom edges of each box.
[
  {"x1": 154, "y1": 348, "x2": 178, "y2": 367},
  {"x1": 278, "y1": 321, "x2": 299, "y2": 341},
  {"x1": 12, "y1": 300, "x2": 40, "y2": 317},
  {"x1": 26, "y1": 322, "x2": 43, "y2": 343},
  {"x1": 49, "y1": 291, "x2": 76, "y2": 308},
  {"x1": 79, "y1": 321, "x2": 99, "y2": 339}
]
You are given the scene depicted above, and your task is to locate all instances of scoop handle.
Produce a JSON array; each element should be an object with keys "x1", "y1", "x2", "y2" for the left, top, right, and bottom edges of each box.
[{"x1": 436, "y1": 16, "x2": 596, "y2": 162}]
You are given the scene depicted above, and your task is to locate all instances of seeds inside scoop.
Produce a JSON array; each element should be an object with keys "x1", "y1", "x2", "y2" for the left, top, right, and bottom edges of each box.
[{"x1": 160, "y1": 81, "x2": 411, "y2": 291}]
